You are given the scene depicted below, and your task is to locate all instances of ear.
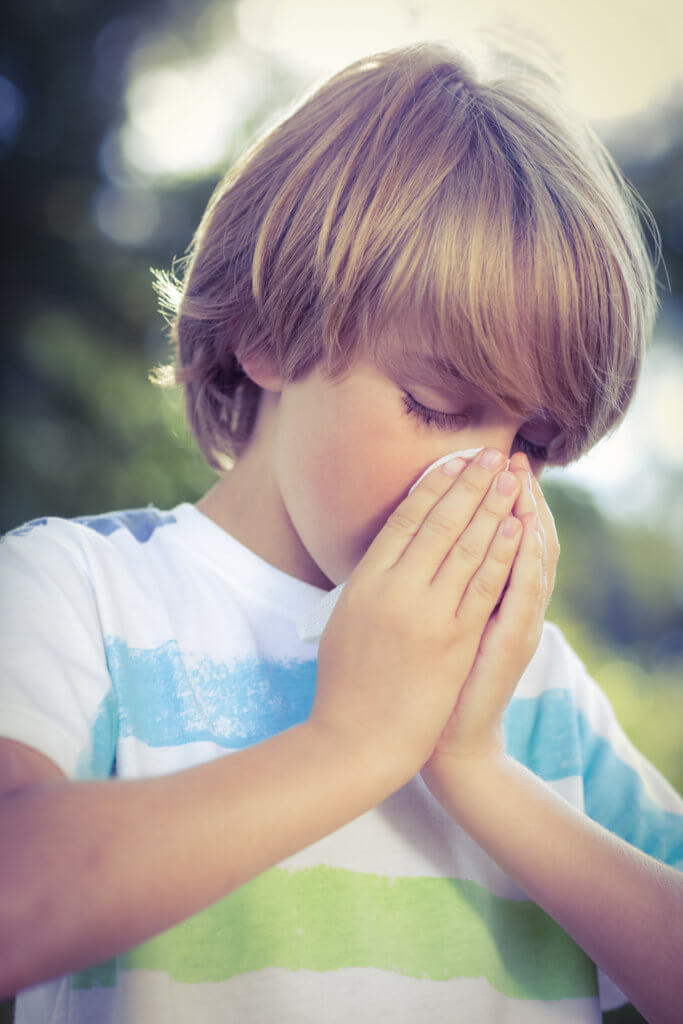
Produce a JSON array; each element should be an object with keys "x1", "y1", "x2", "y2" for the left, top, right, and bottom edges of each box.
[{"x1": 237, "y1": 352, "x2": 284, "y2": 393}]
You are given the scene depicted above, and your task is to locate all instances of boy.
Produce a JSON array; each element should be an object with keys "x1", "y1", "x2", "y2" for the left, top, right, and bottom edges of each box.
[{"x1": 1, "y1": 35, "x2": 682, "y2": 1024}]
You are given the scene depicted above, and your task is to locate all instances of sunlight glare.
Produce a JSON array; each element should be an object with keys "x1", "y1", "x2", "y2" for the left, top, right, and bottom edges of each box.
[
  {"x1": 236, "y1": 0, "x2": 681, "y2": 121},
  {"x1": 121, "y1": 44, "x2": 254, "y2": 178}
]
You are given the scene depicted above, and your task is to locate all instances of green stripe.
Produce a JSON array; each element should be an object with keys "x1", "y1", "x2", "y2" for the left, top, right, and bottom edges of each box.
[{"x1": 72, "y1": 866, "x2": 597, "y2": 1000}]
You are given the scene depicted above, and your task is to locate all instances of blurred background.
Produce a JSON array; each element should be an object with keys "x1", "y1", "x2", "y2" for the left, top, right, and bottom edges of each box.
[{"x1": 1, "y1": 2, "x2": 681, "y2": 1020}]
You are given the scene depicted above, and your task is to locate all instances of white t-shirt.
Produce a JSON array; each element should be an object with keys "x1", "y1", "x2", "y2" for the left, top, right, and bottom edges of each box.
[{"x1": 2, "y1": 502, "x2": 682, "y2": 1024}]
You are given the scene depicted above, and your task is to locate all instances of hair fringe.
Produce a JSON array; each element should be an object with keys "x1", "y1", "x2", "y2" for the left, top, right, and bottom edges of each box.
[{"x1": 150, "y1": 32, "x2": 664, "y2": 471}]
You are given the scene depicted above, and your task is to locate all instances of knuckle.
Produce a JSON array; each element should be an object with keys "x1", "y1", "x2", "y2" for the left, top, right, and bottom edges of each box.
[
  {"x1": 476, "y1": 505, "x2": 503, "y2": 530},
  {"x1": 471, "y1": 574, "x2": 498, "y2": 601},
  {"x1": 423, "y1": 513, "x2": 455, "y2": 539},
  {"x1": 385, "y1": 509, "x2": 421, "y2": 535},
  {"x1": 455, "y1": 538, "x2": 481, "y2": 566},
  {"x1": 458, "y1": 475, "x2": 484, "y2": 500},
  {"x1": 492, "y1": 624, "x2": 518, "y2": 651},
  {"x1": 422, "y1": 479, "x2": 447, "y2": 502},
  {"x1": 489, "y1": 543, "x2": 514, "y2": 567},
  {"x1": 522, "y1": 576, "x2": 542, "y2": 599}
]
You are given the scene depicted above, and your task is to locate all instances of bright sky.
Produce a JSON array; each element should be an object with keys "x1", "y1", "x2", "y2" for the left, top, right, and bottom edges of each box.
[
  {"x1": 117, "y1": 0, "x2": 682, "y2": 181},
  {"x1": 236, "y1": 0, "x2": 682, "y2": 121}
]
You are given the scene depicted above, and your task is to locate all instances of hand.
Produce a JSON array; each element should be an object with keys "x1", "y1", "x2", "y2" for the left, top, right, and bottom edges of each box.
[
  {"x1": 309, "y1": 448, "x2": 525, "y2": 781},
  {"x1": 507, "y1": 452, "x2": 559, "y2": 615},
  {"x1": 421, "y1": 452, "x2": 560, "y2": 780}
]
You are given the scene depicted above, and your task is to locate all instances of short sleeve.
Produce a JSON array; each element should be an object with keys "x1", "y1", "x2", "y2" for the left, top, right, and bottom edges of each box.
[
  {"x1": 0, "y1": 518, "x2": 118, "y2": 780},
  {"x1": 568, "y1": 634, "x2": 683, "y2": 1010}
]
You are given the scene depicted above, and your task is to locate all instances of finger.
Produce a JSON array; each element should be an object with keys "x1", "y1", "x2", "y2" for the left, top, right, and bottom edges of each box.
[
  {"x1": 393, "y1": 447, "x2": 510, "y2": 581},
  {"x1": 355, "y1": 453, "x2": 472, "y2": 578},
  {"x1": 510, "y1": 467, "x2": 536, "y2": 521},
  {"x1": 525, "y1": 474, "x2": 560, "y2": 603},
  {"x1": 507, "y1": 454, "x2": 558, "y2": 606},
  {"x1": 517, "y1": 473, "x2": 548, "y2": 599},
  {"x1": 454, "y1": 515, "x2": 523, "y2": 627},
  {"x1": 507, "y1": 451, "x2": 530, "y2": 473},
  {"x1": 506, "y1": 461, "x2": 550, "y2": 598},
  {"x1": 490, "y1": 461, "x2": 535, "y2": 613},
  {"x1": 511, "y1": 453, "x2": 557, "y2": 562},
  {"x1": 528, "y1": 472, "x2": 560, "y2": 558},
  {"x1": 430, "y1": 469, "x2": 521, "y2": 599},
  {"x1": 494, "y1": 512, "x2": 545, "y2": 634}
]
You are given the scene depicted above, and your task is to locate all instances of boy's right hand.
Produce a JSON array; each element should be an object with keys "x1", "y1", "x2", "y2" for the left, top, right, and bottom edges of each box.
[{"x1": 310, "y1": 448, "x2": 523, "y2": 780}]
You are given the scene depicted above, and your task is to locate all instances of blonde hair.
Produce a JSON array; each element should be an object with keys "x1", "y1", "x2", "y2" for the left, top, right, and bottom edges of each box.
[{"x1": 152, "y1": 33, "x2": 662, "y2": 470}]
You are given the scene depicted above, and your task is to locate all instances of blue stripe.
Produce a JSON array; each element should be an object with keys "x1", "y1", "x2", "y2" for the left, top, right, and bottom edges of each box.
[
  {"x1": 1, "y1": 517, "x2": 48, "y2": 540},
  {"x1": 102, "y1": 636, "x2": 683, "y2": 869},
  {"x1": 73, "y1": 507, "x2": 176, "y2": 542},
  {"x1": 578, "y1": 716, "x2": 683, "y2": 864},
  {"x1": 76, "y1": 688, "x2": 118, "y2": 780},
  {"x1": 504, "y1": 691, "x2": 581, "y2": 779},
  {"x1": 2, "y1": 507, "x2": 176, "y2": 544},
  {"x1": 104, "y1": 637, "x2": 318, "y2": 750},
  {"x1": 505, "y1": 695, "x2": 683, "y2": 865}
]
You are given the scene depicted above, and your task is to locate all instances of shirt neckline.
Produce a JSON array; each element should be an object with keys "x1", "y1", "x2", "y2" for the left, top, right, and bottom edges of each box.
[{"x1": 168, "y1": 501, "x2": 333, "y2": 621}]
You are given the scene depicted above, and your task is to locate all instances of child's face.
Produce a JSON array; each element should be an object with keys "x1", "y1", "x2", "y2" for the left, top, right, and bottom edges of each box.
[{"x1": 269, "y1": 352, "x2": 558, "y2": 589}]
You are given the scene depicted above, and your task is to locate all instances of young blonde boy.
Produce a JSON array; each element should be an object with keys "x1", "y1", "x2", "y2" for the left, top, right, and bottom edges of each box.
[{"x1": 1, "y1": 36, "x2": 682, "y2": 1024}]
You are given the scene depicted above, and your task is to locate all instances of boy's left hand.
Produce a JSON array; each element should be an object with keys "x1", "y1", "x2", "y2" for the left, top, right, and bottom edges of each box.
[
  {"x1": 421, "y1": 453, "x2": 560, "y2": 775},
  {"x1": 505, "y1": 452, "x2": 558, "y2": 614}
]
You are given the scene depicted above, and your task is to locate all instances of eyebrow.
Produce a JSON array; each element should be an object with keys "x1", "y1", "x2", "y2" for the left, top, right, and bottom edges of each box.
[
  {"x1": 419, "y1": 355, "x2": 466, "y2": 379},
  {"x1": 398, "y1": 354, "x2": 469, "y2": 393},
  {"x1": 398, "y1": 354, "x2": 558, "y2": 431}
]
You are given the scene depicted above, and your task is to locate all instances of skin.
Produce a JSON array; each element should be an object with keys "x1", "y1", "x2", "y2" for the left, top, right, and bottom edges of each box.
[
  {"x1": 0, "y1": 345, "x2": 552, "y2": 998},
  {"x1": 194, "y1": 349, "x2": 683, "y2": 1024},
  {"x1": 196, "y1": 351, "x2": 558, "y2": 593},
  {"x1": 2, "y1": 348, "x2": 680, "y2": 1022}
]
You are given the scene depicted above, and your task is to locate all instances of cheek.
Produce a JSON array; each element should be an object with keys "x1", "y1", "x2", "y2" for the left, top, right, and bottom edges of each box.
[
  {"x1": 309, "y1": 409, "x2": 396, "y2": 544},
  {"x1": 278, "y1": 392, "x2": 407, "y2": 573}
]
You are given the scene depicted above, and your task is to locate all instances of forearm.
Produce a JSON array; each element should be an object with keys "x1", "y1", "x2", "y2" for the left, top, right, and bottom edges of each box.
[
  {"x1": 0, "y1": 722, "x2": 405, "y2": 997},
  {"x1": 422, "y1": 754, "x2": 683, "y2": 1024}
]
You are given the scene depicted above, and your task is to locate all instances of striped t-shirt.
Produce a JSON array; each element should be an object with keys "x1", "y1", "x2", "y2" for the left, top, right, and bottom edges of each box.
[{"x1": 2, "y1": 501, "x2": 682, "y2": 1023}]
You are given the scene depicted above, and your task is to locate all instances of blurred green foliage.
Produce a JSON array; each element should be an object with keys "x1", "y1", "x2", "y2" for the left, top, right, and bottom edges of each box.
[{"x1": 0, "y1": 3, "x2": 680, "y2": 1022}]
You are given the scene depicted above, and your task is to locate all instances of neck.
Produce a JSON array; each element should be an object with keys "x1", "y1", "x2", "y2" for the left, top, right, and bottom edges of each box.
[{"x1": 195, "y1": 451, "x2": 335, "y2": 592}]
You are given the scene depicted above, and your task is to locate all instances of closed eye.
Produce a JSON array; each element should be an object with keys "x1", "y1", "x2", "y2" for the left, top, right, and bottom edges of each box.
[
  {"x1": 400, "y1": 391, "x2": 550, "y2": 462},
  {"x1": 401, "y1": 390, "x2": 468, "y2": 430}
]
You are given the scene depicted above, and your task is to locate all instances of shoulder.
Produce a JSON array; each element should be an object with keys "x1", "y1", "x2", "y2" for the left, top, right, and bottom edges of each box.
[
  {"x1": 1, "y1": 513, "x2": 94, "y2": 595},
  {"x1": 1, "y1": 504, "x2": 183, "y2": 577}
]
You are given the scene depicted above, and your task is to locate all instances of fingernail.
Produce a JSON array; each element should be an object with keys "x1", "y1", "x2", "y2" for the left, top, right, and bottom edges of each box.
[
  {"x1": 442, "y1": 456, "x2": 466, "y2": 477},
  {"x1": 502, "y1": 516, "x2": 520, "y2": 538},
  {"x1": 496, "y1": 472, "x2": 517, "y2": 495},
  {"x1": 480, "y1": 448, "x2": 505, "y2": 470}
]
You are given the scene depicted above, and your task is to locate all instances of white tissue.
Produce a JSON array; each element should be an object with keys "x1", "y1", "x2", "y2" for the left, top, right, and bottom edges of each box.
[{"x1": 294, "y1": 446, "x2": 505, "y2": 643}]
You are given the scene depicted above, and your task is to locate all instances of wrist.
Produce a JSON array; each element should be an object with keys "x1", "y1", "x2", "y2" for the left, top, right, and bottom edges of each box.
[
  {"x1": 423, "y1": 727, "x2": 508, "y2": 780},
  {"x1": 298, "y1": 718, "x2": 417, "y2": 796},
  {"x1": 420, "y1": 740, "x2": 512, "y2": 815}
]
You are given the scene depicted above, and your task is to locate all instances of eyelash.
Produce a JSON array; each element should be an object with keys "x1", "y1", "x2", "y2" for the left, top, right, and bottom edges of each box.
[{"x1": 400, "y1": 391, "x2": 549, "y2": 462}]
